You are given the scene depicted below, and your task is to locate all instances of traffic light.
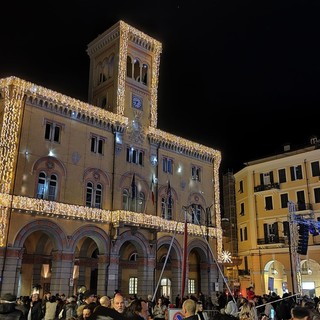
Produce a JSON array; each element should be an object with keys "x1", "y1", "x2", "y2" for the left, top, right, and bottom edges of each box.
[{"x1": 297, "y1": 222, "x2": 309, "y2": 255}]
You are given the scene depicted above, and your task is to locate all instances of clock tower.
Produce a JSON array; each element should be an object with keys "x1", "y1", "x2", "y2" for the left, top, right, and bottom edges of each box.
[{"x1": 86, "y1": 20, "x2": 162, "y2": 130}]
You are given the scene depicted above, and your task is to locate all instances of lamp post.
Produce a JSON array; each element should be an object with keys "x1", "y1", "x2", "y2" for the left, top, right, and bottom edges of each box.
[
  {"x1": 205, "y1": 205, "x2": 212, "y2": 299},
  {"x1": 201, "y1": 204, "x2": 213, "y2": 301}
]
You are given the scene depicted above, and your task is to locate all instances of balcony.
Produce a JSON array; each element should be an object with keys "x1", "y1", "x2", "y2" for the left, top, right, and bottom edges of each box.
[
  {"x1": 257, "y1": 236, "x2": 287, "y2": 246},
  {"x1": 238, "y1": 269, "x2": 250, "y2": 276},
  {"x1": 254, "y1": 182, "x2": 280, "y2": 193},
  {"x1": 295, "y1": 202, "x2": 313, "y2": 211}
]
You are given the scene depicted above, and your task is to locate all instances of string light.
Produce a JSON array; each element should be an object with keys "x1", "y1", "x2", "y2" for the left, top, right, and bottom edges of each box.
[{"x1": 0, "y1": 21, "x2": 222, "y2": 257}]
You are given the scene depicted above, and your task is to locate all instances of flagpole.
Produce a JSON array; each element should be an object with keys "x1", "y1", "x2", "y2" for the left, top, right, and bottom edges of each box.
[
  {"x1": 152, "y1": 219, "x2": 180, "y2": 303},
  {"x1": 180, "y1": 206, "x2": 188, "y2": 305}
]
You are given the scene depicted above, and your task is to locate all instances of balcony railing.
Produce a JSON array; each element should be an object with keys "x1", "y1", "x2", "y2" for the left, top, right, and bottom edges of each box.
[
  {"x1": 238, "y1": 269, "x2": 250, "y2": 276},
  {"x1": 257, "y1": 236, "x2": 287, "y2": 245},
  {"x1": 254, "y1": 182, "x2": 280, "y2": 192},
  {"x1": 295, "y1": 202, "x2": 313, "y2": 211}
]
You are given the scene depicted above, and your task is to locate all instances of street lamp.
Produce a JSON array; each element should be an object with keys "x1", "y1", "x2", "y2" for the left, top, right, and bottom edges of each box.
[{"x1": 205, "y1": 205, "x2": 213, "y2": 298}]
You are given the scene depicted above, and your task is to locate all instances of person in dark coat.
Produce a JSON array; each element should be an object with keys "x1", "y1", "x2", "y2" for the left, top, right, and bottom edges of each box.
[
  {"x1": 0, "y1": 293, "x2": 25, "y2": 320},
  {"x1": 27, "y1": 293, "x2": 43, "y2": 320},
  {"x1": 16, "y1": 296, "x2": 30, "y2": 319},
  {"x1": 276, "y1": 293, "x2": 294, "y2": 320},
  {"x1": 123, "y1": 299, "x2": 145, "y2": 320}
]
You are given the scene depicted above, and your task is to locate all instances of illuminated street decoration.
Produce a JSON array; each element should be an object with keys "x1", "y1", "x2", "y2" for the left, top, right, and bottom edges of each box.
[{"x1": 221, "y1": 250, "x2": 232, "y2": 263}]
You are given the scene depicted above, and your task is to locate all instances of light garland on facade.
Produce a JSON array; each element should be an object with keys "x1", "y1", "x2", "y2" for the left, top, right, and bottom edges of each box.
[
  {"x1": 117, "y1": 21, "x2": 162, "y2": 126},
  {"x1": 0, "y1": 69, "x2": 221, "y2": 257},
  {"x1": 148, "y1": 126, "x2": 223, "y2": 259},
  {"x1": 0, "y1": 193, "x2": 217, "y2": 238}
]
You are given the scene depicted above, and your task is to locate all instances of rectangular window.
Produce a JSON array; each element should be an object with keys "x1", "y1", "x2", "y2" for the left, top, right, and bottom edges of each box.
[
  {"x1": 162, "y1": 157, "x2": 173, "y2": 174},
  {"x1": 44, "y1": 121, "x2": 61, "y2": 143},
  {"x1": 187, "y1": 279, "x2": 196, "y2": 295},
  {"x1": 239, "y1": 203, "x2": 245, "y2": 216},
  {"x1": 244, "y1": 226, "x2": 248, "y2": 240},
  {"x1": 290, "y1": 165, "x2": 303, "y2": 181},
  {"x1": 129, "y1": 277, "x2": 138, "y2": 295},
  {"x1": 263, "y1": 172, "x2": 271, "y2": 185},
  {"x1": 239, "y1": 180, "x2": 244, "y2": 193},
  {"x1": 264, "y1": 223, "x2": 279, "y2": 244},
  {"x1": 314, "y1": 188, "x2": 320, "y2": 203},
  {"x1": 240, "y1": 228, "x2": 243, "y2": 241},
  {"x1": 311, "y1": 161, "x2": 320, "y2": 177},
  {"x1": 280, "y1": 193, "x2": 289, "y2": 208},
  {"x1": 265, "y1": 196, "x2": 273, "y2": 210},
  {"x1": 278, "y1": 168, "x2": 286, "y2": 183},
  {"x1": 244, "y1": 256, "x2": 248, "y2": 272},
  {"x1": 126, "y1": 146, "x2": 144, "y2": 165},
  {"x1": 91, "y1": 135, "x2": 104, "y2": 155},
  {"x1": 283, "y1": 221, "x2": 290, "y2": 236},
  {"x1": 297, "y1": 190, "x2": 306, "y2": 210},
  {"x1": 191, "y1": 166, "x2": 201, "y2": 181}
]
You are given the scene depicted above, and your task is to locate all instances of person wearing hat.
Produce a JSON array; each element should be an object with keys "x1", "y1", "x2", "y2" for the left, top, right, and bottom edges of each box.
[
  {"x1": 77, "y1": 290, "x2": 97, "y2": 317},
  {"x1": 62, "y1": 296, "x2": 77, "y2": 320},
  {"x1": 0, "y1": 293, "x2": 24, "y2": 320}
]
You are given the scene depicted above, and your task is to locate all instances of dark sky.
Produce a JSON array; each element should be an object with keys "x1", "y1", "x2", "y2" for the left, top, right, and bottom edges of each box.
[{"x1": 1, "y1": 0, "x2": 320, "y2": 173}]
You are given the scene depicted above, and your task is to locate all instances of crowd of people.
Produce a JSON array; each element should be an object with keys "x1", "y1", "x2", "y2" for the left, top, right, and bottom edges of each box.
[
  {"x1": 214, "y1": 287, "x2": 320, "y2": 320},
  {"x1": 0, "y1": 287, "x2": 319, "y2": 320},
  {"x1": 0, "y1": 289, "x2": 207, "y2": 320}
]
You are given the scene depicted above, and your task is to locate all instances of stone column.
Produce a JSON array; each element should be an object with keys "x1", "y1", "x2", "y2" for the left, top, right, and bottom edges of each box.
[
  {"x1": 50, "y1": 251, "x2": 74, "y2": 295},
  {"x1": 137, "y1": 255, "x2": 156, "y2": 298},
  {"x1": 171, "y1": 258, "x2": 181, "y2": 303},
  {"x1": 97, "y1": 254, "x2": 109, "y2": 296},
  {"x1": 107, "y1": 252, "x2": 120, "y2": 296},
  {"x1": 0, "y1": 247, "x2": 24, "y2": 296}
]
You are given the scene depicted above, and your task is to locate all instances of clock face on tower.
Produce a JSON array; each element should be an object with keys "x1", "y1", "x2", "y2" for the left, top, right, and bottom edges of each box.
[{"x1": 132, "y1": 95, "x2": 143, "y2": 109}]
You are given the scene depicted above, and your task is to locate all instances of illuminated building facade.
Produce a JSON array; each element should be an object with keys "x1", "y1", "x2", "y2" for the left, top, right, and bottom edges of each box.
[
  {"x1": 234, "y1": 139, "x2": 320, "y2": 297},
  {"x1": 0, "y1": 21, "x2": 223, "y2": 299}
]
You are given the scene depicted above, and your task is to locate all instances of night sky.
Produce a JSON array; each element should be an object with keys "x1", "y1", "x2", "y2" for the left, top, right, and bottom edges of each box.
[{"x1": 1, "y1": 0, "x2": 320, "y2": 173}]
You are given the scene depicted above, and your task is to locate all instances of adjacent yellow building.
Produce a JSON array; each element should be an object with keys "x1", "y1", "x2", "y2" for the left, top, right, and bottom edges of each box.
[{"x1": 235, "y1": 139, "x2": 320, "y2": 298}]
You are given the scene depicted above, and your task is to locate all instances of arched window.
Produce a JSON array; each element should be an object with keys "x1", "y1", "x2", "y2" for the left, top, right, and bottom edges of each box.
[
  {"x1": 129, "y1": 253, "x2": 138, "y2": 261},
  {"x1": 142, "y1": 63, "x2": 148, "y2": 85},
  {"x1": 191, "y1": 204, "x2": 202, "y2": 224},
  {"x1": 159, "y1": 254, "x2": 171, "y2": 264},
  {"x1": 97, "y1": 62, "x2": 105, "y2": 85},
  {"x1": 95, "y1": 184, "x2": 102, "y2": 208},
  {"x1": 101, "y1": 97, "x2": 107, "y2": 109},
  {"x1": 37, "y1": 172, "x2": 46, "y2": 199},
  {"x1": 86, "y1": 181, "x2": 103, "y2": 208},
  {"x1": 137, "y1": 192, "x2": 145, "y2": 213},
  {"x1": 122, "y1": 188, "x2": 145, "y2": 213},
  {"x1": 122, "y1": 189, "x2": 130, "y2": 210},
  {"x1": 36, "y1": 172, "x2": 58, "y2": 201},
  {"x1": 48, "y1": 174, "x2": 57, "y2": 201},
  {"x1": 108, "y1": 55, "x2": 114, "y2": 78},
  {"x1": 161, "y1": 197, "x2": 173, "y2": 220},
  {"x1": 134, "y1": 59, "x2": 141, "y2": 81},
  {"x1": 127, "y1": 56, "x2": 133, "y2": 78}
]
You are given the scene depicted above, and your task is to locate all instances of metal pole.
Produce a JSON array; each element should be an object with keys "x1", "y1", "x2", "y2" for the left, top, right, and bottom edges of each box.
[{"x1": 206, "y1": 206, "x2": 211, "y2": 299}]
